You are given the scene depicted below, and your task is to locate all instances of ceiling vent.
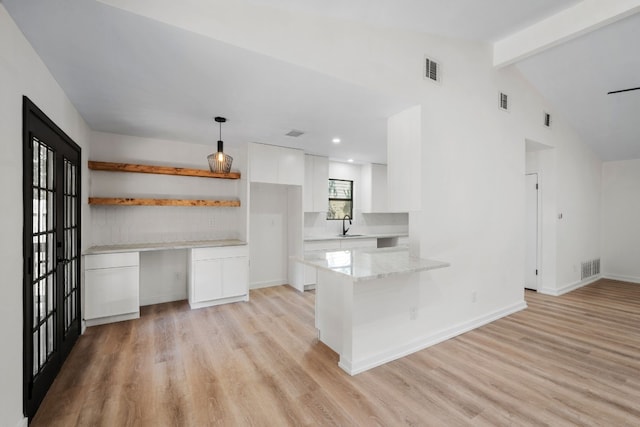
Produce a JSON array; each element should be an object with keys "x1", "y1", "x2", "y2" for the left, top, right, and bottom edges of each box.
[
  {"x1": 499, "y1": 92, "x2": 509, "y2": 111},
  {"x1": 424, "y1": 57, "x2": 440, "y2": 83},
  {"x1": 544, "y1": 112, "x2": 551, "y2": 128},
  {"x1": 285, "y1": 129, "x2": 305, "y2": 137}
]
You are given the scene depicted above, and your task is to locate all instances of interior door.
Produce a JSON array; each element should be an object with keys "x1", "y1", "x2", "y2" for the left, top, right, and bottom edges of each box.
[
  {"x1": 23, "y1": 97, "x2": 81, "y2": 419},
  {"x1": 525, "y1": 173, "x2": 538, "y2": 290}
]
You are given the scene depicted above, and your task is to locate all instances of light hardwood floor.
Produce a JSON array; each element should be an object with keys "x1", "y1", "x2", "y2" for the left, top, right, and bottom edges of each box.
[{"x1": 32, "y1": 279, "x2": 640, "y2": 426}]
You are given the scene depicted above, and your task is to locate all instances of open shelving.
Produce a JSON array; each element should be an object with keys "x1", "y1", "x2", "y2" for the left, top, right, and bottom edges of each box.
[{"x1": 88, "y1": 161, "x2": 241, "y2": 207}]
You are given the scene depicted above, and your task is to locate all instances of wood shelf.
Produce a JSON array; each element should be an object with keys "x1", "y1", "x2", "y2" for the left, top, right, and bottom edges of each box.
[
  {"x1": 88, "y1": 161, "x2": 240, "y2": 180},
  {"x1": 89, "y1": 198, "x2": 240, "y2": 207}
]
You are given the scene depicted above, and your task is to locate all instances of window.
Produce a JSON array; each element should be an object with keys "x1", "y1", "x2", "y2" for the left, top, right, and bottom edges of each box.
[{"x1": 327, "y1": 179, "x2": 353, "y2": 220}]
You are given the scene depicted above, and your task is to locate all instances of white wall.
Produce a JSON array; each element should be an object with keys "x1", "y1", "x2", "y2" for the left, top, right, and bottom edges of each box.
[
  {"x1": 0, "y1": 6, "x2": 91, "y2": 426},
  {"x1": 388, "y1": 105, "x2": 421, "y2": 212},
  {"x1": 249, "y1": 182, "x2": 289, "y2": 288},
  {"x1": 602, "y1": 159, "x2": 640, "y2": 283},
  {"x1": 89, "y1": 131, "x2": 248, "y2": 245}
]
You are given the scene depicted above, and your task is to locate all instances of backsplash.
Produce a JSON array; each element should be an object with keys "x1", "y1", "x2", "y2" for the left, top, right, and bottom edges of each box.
[
  {"x1": 304, "y1": 211, "x2": 409, "y2": 237},
  {"x1": 89, "y1": 205, "x2": 242, "y2": 246}
]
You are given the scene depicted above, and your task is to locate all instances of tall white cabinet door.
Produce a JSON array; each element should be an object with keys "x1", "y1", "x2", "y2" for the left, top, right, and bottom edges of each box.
[
  {"x1": 193, "y1": 259, "x2": 223, "y2": 302},
  {"x1": 249, "y1": 143, "x2": 279, "y2": 184},
  {"x1": 304, "y1": 155, "x2": 314, "y2": 211},
  {"x1": 312, "y1": 155, "x2": 329, "y2": 212},
  {"x1": 223, "y1": 257, "x2": 249, "y2": 297},
  {"x1": 278, "y1": 147, "x2": 304, "y2": 185}
]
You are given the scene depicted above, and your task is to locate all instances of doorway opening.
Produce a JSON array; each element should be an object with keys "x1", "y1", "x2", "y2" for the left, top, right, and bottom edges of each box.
[
  {"x1": 525, "y1": 173, "x2": 539, "y2": 291},
  {"x1": 22, "y1": 97, "x2": 82, "y2": 419}
]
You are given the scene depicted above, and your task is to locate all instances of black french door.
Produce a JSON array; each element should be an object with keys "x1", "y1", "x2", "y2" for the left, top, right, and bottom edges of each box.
[{"x1": 22, "y1": 97, "x2": 81, "y2": 419}]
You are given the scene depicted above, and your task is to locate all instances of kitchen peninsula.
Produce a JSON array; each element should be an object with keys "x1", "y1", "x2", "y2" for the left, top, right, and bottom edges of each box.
[{"x1": 299, "y1": 246, "x2": 449, "y2": 375}]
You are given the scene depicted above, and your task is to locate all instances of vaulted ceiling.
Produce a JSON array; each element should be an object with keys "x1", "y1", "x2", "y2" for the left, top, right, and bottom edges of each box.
[{"x1": 4, "y1": 0, "x2": 639, "y2": 163}]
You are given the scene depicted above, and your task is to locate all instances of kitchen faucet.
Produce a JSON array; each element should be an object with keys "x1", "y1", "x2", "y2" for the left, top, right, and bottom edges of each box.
[{"x1": 342, "y1": 214, "x2": 352, "y2": 236}]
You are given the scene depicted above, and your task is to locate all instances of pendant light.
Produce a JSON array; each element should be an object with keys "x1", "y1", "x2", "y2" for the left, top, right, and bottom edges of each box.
[{"x1": 208, "y1": 116, "x2": 233, "y2": 173}]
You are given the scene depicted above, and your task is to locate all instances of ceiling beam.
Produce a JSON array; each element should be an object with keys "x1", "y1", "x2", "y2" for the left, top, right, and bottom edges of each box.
[{"x1": 493, "y1": 0, "x2": 640, "y2": 68}]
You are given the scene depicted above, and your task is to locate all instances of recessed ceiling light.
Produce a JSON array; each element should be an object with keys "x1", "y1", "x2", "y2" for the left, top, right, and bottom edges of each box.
[
  {"x1": 332, "y1": 138, "x2": 341, "y2": 144},
  {"x1": 347, "y1": 159, "x2": 354, "y2": 163}
]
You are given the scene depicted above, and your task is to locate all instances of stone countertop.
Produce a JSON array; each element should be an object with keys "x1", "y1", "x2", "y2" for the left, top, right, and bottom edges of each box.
[
  {"x1": 297, "y1": 246, "x2": 449, "y2": 282},
  {"x1": 84, "y1": 239, "x2": 247, "y2": 255},
  {"x1": 304, "y1": 233, "x2": 408, "y2": 242}
]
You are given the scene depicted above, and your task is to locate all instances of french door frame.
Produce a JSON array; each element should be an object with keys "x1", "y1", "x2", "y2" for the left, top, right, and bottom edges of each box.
[{"x1": 22, "y1": 96, "x2": 82, "y2": 419}]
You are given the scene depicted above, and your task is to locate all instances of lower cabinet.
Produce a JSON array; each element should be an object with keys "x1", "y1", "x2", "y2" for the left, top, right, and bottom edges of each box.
[
  {"x1": 84, "y1": 252, "x2": 140, "y2": 326},
  {"x1": 188, "y1": 245, "x2": 249, "y2": 309}
]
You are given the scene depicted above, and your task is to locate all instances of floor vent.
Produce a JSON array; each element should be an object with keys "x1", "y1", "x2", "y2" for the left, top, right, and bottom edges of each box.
[
  {"x1": 581, "y1": 258, "x2": 601, "y2": 280},
  {"x1": 499, "y1": 92, "x2": 509, "y2": 111},
  {"x1": 424, "y1": 57, "x2": 440, "y2": 83}
]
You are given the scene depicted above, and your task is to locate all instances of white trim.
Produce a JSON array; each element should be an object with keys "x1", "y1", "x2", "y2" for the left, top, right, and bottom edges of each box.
[
  {"x1": 339, "y1": 300, "x2": 527, "y2": 375},
  {"x1": 602, "y1": 273, "x2": 640, "y2": 284},
  {"x1": 188, "y1": 294, "x2": 248, "y2": 310},
  {"x1": 539, "y1": 275, "x2": 601, "y2": 296},
  {"x1": 84, "y1": 311, "x2": 139, "y2": 327},
  {"x1": 14, "y1": 417, "x2": 28, "y2": 427},
  {"x1": 250, "y1": 279, "x2": 287, "y2": 289},
  {"x1": 140, "y1": 292, "x2": 186, "y2": 306}
]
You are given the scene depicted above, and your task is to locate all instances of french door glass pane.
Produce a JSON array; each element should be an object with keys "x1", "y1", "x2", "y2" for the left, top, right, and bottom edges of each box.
[
  {"x1": 31, "y1": 137, "x2": 57, "y2": 377},
  {"x1": 63, "y1": 159, "x2": 78, "y2": 334}
]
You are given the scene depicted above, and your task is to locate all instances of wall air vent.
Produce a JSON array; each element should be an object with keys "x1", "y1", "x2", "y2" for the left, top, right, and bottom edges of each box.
[
  {"x1": 499, "y1": 92, "x2": 509, "y2": 111},
  {"x1": 424, "y1": 57, "x2": 440, "y2": 83},
  {"x1": 285, "y1": 129, "x2": 305, "y2": 137},
  {"x1": 544, "y1": 112, "x2": 551, "y2": 128},
  {"x1": 581, "y1": 258, "x2": 601, "y2": 280}
]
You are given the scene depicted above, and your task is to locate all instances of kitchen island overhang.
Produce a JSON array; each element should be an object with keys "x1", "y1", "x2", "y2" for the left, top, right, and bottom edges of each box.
[{"x1": 297, "y1": 246, "x2": 450, "y2": 375}]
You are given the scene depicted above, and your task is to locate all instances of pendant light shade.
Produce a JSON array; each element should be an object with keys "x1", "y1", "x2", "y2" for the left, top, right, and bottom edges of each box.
[{"x1": 208, "y1": 116, "x2": 233, "y2": 173}]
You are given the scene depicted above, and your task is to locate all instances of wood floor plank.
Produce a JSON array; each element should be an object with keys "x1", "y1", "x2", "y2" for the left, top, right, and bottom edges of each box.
[{"x1": 31, "y1": 279, "x2": 640, "y2": 426}]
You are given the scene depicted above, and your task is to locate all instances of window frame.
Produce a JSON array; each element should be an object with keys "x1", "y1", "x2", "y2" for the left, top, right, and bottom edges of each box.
[{"x1": 327, "y1": 178, "x2": 353, "y2": 220}]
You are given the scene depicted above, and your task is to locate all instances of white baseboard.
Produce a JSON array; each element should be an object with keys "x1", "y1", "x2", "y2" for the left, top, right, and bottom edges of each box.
[
  {"x1": 250, "y1": 279, "x2": 286, "y2": 290},
  {"x1": 602, "y1": 273, "x2": 640, "y2": 284},
  {"x1": 140, "y1": 292, "x2": 186, "y2": 306},
  {"x1": 340, "y1": 299, "x2": 528, "y2": 375},
  {"x1": 85, "y1": 311, "x2": 140, "y2": 327},
  {"x1": 188, "y1": 294, "x2": 248, "y2": 310},
  {"x1": 539, "y1": 275, "x2": 601, "y2": 296}
]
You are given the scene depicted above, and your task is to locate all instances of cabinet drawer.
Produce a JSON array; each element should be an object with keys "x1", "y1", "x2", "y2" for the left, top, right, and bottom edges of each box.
[
  {"x1": 84, "y1": 266, "x2": 139, "y2": 319},
  {"x1": 85, "y1": 252, "x2": 139, "y2": 270},
  {"x1": 192, "y1": 245, "x2": 248, "y2": 261},
  {"x1": 304, "y1": 240, "x2": 341, "y2": 252}
]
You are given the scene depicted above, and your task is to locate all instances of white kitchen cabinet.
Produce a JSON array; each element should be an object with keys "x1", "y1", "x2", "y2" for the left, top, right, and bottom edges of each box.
[
  {"x1": 188, "y1": 245, "x2": 249, "y2": 309},
  {"x1": 84, "y1": 251, "x2": 140, "y2": 326},
  {"x1": 304, "y1": 154, "x2": 329, "y2": 212},
  {"x1": 249, "y1": 143, "x2": 304, "y2": 186},
  {"x1": 192, "y1": 258, "x2": 223, "y2": 301},
  {"x1": 222, "y1": 256, "x2": 249, "y2": 298},
  {"x1": 361, "y1": 163, "x2": 388, "y2": 212}
]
